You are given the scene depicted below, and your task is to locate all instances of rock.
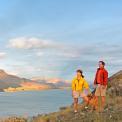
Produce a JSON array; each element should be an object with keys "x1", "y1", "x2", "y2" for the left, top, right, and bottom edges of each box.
[{"x1": 59, "y1": 107, "x2": 67, "y2": 111}]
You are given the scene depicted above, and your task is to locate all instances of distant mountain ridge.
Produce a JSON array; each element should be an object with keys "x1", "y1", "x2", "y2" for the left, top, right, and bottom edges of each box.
[
  {"x1": 31, "y1": 77, "x2": 70, "y2": 88},
  {"x1": 0, "y1": 69, "x2": 70, "y2": 92},
  {"x1": 0, "y1": 69, "x2": 30, "y2": 91}
]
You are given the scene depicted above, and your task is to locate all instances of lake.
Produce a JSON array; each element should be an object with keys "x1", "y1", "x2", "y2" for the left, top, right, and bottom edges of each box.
[{"x1": 0, "y1": 89, "x2": 80, "y2": 117}]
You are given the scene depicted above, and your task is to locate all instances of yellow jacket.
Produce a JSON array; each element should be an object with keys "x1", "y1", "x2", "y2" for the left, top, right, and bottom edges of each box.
[{"x1": 72, "y1": 77, "x2": 89, "y2": 91}]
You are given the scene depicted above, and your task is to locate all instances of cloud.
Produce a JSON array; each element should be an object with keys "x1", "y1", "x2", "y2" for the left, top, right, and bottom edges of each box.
[
  {"x1": 35, "y1": 50, "x2": 81, "y2": 59},
  {"x1": 6, "y1": 37, "x2": 122, "y2": 80},
  {"x1": 8, "y1": 36, "x2": 81, "y2": 57},
  {"x1": 8, "y1": 37, "x2": 55, "y2": 49},
  {"x1": 54, "y1": 43, "x2": 122, "y2": 80},
  {"x1": 0, "y1": 52, "x2": 6, "y2": 59},
  {"x1": 8, "y1": 37, "x2": 84, "y2": 59},
  {"x1": 36, "y1": 52, "x2": 44, "y2": 57}
]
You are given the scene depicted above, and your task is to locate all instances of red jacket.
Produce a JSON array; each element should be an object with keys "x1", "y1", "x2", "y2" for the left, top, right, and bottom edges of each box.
[{"x1": 94, "y1": 68, "x2": 108, "y2": 86}]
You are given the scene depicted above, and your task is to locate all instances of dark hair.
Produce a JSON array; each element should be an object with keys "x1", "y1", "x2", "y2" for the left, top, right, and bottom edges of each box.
[
  {"x1": 76, "y1": 69, "x2": 84, "y2": 78},
  {"x1": 99, "y1": 61, "x2": 105, "y2": 66}
]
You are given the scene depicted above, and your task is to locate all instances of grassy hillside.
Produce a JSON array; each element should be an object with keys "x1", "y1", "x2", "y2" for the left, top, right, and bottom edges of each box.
[{"x1": 31, "y1": 70, "x2": 122, "y2": 122}]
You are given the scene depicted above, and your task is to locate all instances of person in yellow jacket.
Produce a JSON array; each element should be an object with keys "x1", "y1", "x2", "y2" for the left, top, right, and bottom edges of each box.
[{"x1": 72, "y1": 69, "x2": 89, "y2": 113}]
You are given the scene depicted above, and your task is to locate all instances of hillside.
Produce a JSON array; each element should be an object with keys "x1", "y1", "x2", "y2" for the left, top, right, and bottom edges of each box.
[
  {"x1": 0, "y1": 69, "x2": 69, "y2": 92},
  {"x1": 0, "y1": 69, "x2": 30, "y2": 91},
  {"x1": 32, "y1": 77, "x2": 70, "y2": 88},
  {"x1": 30, "y1": 70, "x2": 122, "y2": 122},
  {"x1": 107, "y1": 70, "x2": 122, "y2": 96}
]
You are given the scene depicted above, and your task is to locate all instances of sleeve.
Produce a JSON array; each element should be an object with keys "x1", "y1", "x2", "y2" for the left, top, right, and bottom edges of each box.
[
  {"x1": 103, "y1": 70, "x2": 108, "y2": 86},
  {"x1": 94, "y1": 70, "x2": 98, "y2": 85},
  {"x1": 71, "y1": 78, "x2": 75, "y2": 90},
  {"x1": 83, "y1": 78, "x2": 89, "y2": 89}
]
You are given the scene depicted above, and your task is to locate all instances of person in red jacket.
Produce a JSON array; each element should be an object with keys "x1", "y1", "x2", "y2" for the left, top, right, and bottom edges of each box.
[{"x1": 94, "y1": 61, "x2": 108, "y2": 112}]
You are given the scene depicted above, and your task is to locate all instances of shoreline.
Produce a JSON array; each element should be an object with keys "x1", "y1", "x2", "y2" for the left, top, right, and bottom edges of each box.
[{"x1": 1, "y1": 87, "x2": 70, "y2": 93}]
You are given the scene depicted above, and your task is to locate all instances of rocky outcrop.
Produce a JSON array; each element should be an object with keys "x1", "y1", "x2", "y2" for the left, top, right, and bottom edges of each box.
[{"x1": 107, "y1": 70, "x2": 122, "y2": 96}]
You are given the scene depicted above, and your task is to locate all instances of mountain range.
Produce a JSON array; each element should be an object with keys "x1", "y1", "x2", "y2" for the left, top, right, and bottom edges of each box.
[{"x1": 0, "y1": 69, "x2": 70, "y2": 92}]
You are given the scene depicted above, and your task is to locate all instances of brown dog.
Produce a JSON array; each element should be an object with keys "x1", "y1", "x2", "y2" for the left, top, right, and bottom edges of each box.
[{"x1": 87, "y1": 89, "x2": 97, "y2": 110}]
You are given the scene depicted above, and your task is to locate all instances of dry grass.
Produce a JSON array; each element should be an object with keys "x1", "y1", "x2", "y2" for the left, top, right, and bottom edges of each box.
[
  {"x1": 0, "y1": 117, "x2": 27, "y2": 122},
  {"x1": 30, "y1": 94, "x2": 122, "y2": 122}
]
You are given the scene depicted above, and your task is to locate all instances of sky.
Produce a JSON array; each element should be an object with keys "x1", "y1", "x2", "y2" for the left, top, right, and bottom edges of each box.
[{"x1": 0, "y1": 0, "x2": 122, "y2": 82}]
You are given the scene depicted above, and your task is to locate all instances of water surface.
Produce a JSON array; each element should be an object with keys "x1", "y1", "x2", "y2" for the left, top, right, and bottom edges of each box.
[{"x1": 0, "y1": 89, "x2": 76, "y2": 117}]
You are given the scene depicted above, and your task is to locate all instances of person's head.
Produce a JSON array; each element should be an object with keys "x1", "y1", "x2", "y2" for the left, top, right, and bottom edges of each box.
[
  {"x1": 76, "y1": 69, "x2": 84, "y2": 78},
  {"x1": 99, "y1": 61, "x2": 105, "y2": 68}
]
